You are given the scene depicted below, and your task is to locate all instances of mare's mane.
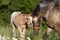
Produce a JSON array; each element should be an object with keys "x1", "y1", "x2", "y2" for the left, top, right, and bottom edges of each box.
[
  {"x1": 31, "y1": 4, "x2": 40, "y2": 17},
  {"x1": 54, "y1": 0, "x2": 60, "y2": 10},
  {"x1": 31, "y1": 0, "x2": 60, "y2": 17},
  {"x1": 31, "y1": 0, "x2": 54, "y2": 17},
  {"x1": 42, "y1": 0, "x2": 60, "y2": 11},
  {"x1": 21, "y1": 12, "x2": 29, "y2": 14}
]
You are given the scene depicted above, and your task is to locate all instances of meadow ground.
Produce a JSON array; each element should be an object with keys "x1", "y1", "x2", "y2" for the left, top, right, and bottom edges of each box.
[{"x1": 0, "y1": 20, "x2": 60, "y2": 40}]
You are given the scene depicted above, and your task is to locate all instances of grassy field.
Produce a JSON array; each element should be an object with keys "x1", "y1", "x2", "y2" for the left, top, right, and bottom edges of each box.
[{"x1": 0, "y1": 20, "x2": 60, "y2": 40}]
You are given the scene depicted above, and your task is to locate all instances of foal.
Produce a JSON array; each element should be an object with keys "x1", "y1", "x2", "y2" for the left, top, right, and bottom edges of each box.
[{"x1": 11, "y1": 12, "x2": 33, "y2": 40}]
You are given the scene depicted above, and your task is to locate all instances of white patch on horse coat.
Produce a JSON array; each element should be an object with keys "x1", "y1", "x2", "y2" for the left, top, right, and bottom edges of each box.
[
  {"x1": 47, "y1": 27, "x2": 52, "y2": 34},
  {"x1": 2, "y1": 36, "x2": 6, "y2": 40},
  {"x1": 13, "y1": 37, "x2": 17, "y2": 40},
  {"x1": 33, "y1": 17, "x2": 38, "y2": 22},
  {"x1": 39, "y1": 3, "x2": 48, "y2": 8},
  {"x1": 20, "y1": 28, "x2": 25, "y2": 38},
  {"x1": 0, "y1": 35, "x2": 2, "y2": 40},
  {"x1": 27, "y1": 37, "x2": 31, "y2": 40},
  {"x1": 0, "y1": 35, "x2": 6, "y2": 40},
  {"x1": 11, "y1": 12, "x2": 21, "y2": 23},
  {"x1": 29, "y1": 16, "x2": 32, "y2": 23},
  {"x1": 19, "y1": 28, "x2": 26, "y2": 40}
]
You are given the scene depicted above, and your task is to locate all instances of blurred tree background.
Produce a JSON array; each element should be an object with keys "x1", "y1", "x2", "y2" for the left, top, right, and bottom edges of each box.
[{"x1": 0, "y1": 0, "x2": 40, "y2": 25}]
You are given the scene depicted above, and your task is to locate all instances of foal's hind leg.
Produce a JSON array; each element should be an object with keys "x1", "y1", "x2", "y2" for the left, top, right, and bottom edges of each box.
[
  {"x1": 18, "y1": 25, "x2": 26, "y2": 40},
  {"x1": 11, "y1": 22, "x2": 17, "y2": 40}
]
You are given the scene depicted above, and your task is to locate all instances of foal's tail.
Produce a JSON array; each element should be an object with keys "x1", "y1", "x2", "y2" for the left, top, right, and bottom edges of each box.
[
  {"x1": 11, "y1": 20, "x2": 17, "y2": 28},
  {"x1": 11, "y1": 12, "x2": 21, "y2": 38},
  {"x1": 11, "y1": 12, "x2": 21, "y2": 27},
  {"x1": 11, "y1": 15, "x2": 15, "y2": 28}
]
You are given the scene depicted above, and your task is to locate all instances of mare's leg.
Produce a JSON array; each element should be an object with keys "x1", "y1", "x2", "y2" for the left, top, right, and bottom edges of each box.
[
  {"x1": 47, "y1": 27, "x2": 52, "y2": 35},
  {"x1": 43, "y1": 27, "x2": 52, "y2": 40},
  {"x1": 18, "y1": 25, "x2": 26, "y2": 40}
]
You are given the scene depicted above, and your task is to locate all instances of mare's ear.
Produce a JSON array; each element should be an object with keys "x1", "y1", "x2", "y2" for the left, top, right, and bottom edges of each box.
[{"x1": 28, "y1": 12, "x2": 32, "y2": 16}]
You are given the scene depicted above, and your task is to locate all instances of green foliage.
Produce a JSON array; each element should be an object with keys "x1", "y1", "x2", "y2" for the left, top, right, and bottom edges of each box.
[
  {"x1": 0, "y1": 0, "x2": 39, "y2": 25},
  {"x1": 0, "y1": 0, "x2": 10, "y2": 5}
]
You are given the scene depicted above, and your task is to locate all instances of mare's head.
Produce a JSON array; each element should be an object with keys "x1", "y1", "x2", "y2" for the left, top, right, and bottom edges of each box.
[
  {"x1": 31, "y1": 0, "x2": 54, "y2": 35},
  {"x1": 32, "y1": 16, "x2": 41, "y2": 35},
  {"x1": 31, "y1": 4, "x2": 42, "y2": 35}
]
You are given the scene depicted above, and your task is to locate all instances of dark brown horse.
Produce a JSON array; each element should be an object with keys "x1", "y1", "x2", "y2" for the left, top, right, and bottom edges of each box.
[
  {"x1": 31, "y1": 4, "x2": 41, "y2": 35},
  {"x1": 31, "y1": 0, "x2": 60, "y2": 40}
]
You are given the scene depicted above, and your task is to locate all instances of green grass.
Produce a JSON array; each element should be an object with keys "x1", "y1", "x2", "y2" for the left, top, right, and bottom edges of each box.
[{"x1": 0, "y1": 22, "x2": 60, "y2": 40}]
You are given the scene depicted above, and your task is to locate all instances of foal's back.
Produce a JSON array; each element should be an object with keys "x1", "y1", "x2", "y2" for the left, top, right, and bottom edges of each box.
[
  {"x1": 13, "y1": 13, "x2": 27, "y2": 27},
  {"x1": 11, "y1": 12, "x2": 29, "y2": 29}
]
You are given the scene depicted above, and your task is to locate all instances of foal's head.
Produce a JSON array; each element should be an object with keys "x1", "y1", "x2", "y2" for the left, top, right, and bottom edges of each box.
[{"x1": 26, "y1": 14, "x2": 33, "y2": 27}]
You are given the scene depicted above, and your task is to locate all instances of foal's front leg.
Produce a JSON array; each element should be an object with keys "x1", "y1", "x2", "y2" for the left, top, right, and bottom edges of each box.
[{"x1": 18, "y1": 25, "x2": 26, "y2": 40}]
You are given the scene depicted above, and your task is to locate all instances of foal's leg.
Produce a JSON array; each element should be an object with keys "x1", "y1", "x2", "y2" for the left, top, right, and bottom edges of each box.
[
  {"x1": 43, "y1": 27, "x2": 52, "y2": 40},
  {"x1": 12, "y1": 24, "x2": 16, "y2": 37},
  {"x1": 20, "y1": 28, "x2": 26, "y2": 40},
  {"x1": 18, "y1": 25, "x2": 26, "y2": 40},
  {"x1": 11, "y1": 21, "x2": 17, "y2": 40}
]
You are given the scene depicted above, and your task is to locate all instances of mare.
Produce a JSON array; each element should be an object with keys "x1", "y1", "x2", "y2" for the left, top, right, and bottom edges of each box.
[
  {"x1": 11, "y1": 12, "x2": 33, "y2": 40},
  {"x1": 31, "y1": 0, "x2": 60, "y2": 40}
]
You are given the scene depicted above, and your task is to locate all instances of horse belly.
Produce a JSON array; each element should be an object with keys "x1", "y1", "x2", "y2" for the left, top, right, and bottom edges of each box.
[
  {"x1": 48, "y1": 14, "x2": 60, "y2": 33},
  {"x1": 52, "y1": 14, "x2": 60, "y2": 24}
]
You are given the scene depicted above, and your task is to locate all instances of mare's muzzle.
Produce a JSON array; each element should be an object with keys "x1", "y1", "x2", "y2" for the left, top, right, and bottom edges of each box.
[{"x1": 33, "y1": 27, "x2": 40, "y2": 35}]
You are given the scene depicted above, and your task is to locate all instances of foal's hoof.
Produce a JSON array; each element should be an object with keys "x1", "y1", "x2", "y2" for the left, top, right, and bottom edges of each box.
[
  {"x1": 27, "y1": 37, "x2": 31, "y2": 40},
  {"x1": 13, "y1": 37, "x2": 17, "y2": 40}
]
